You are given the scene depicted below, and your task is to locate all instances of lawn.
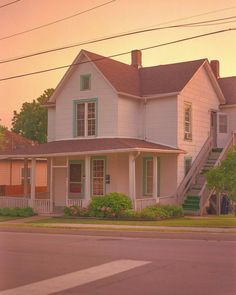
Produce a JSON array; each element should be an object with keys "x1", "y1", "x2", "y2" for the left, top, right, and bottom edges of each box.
[
  {"x1": 30, "y1": 215, "x2": 236, "y2": 228},
  {"x1": 0, "y1": 216, "x2": 19, "y2": 222}
]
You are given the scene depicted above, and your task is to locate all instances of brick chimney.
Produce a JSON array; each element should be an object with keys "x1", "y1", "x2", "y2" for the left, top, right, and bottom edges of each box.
[
  {"x1": 210, "y1": 60, "x2": 220, "y2": 79},
  {"x1": 131, "y1": 50, "x2": 142, "y2": 68}
]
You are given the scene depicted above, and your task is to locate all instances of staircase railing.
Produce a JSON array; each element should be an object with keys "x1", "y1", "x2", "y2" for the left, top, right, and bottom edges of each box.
[
  {"x1": 176, "y1": 135, "x2": 213, "y2": 204},
  {"x1": 199, "y1": 131, "x2": 236, "y2": 215}
]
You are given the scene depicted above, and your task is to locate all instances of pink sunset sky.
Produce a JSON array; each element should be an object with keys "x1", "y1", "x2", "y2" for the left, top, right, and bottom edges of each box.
[{"x1": 0, "y1": 0, "x2": 236, "y2": 128}]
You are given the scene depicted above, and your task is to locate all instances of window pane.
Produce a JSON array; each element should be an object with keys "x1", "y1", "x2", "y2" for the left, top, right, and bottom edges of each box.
[
  {"x1": 92, "y1": 159, "x2": 104, "y2": 196},
  {"x1": 219, "y1": 114, "x2": 227, "y2": 133},
  {"x1": 77, "y1": 103, "x2": 85, "y2": 136},
  {"x1": 70, "y1": 164, "x2": 82, "y2": 182},
  {"x1": 81, "y1": 75, "x2": 91, "y2": 90},
  {"x1": 69, "y1": 183, "x2": 82, "y2": 193}
]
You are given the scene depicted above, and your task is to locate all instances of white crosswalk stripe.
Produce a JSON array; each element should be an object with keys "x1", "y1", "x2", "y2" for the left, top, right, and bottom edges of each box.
[{"x1": 0, "y1": 259, "x2": 151, "y2": 295}]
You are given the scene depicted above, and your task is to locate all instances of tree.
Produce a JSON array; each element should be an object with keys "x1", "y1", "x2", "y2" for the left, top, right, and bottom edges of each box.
[
  {"x1": 11, "y1": 88, "x2": 54, "y2": 143},
  {"x1": 0, "y1": 124, "x2": 7, "y2": 151},
  {"x1": 206, "y1": 150, "x2": 236, "y2": 215}
]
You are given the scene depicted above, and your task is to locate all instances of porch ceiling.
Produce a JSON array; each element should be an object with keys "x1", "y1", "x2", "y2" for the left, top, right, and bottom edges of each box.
[{"x1": 1, "y1": 138, "x2": 184, "y2": 158}]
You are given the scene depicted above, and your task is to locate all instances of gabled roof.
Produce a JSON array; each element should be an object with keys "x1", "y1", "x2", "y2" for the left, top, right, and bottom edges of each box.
[
  {"x1": 49, "y1": 49, "x2": 209, "y2": 101},
  {"x1": 0, "y1": 130, "x2": 35, "y2": 154},
  {"x1": 1, "y1": 138, "x2": 184, "y2": 157},
  {"x1": 140, "y1": 59, "x2": 206, "y2": 95},
  {"x1": 218, "y1": 76, "x2": 236, "y2": 105}
]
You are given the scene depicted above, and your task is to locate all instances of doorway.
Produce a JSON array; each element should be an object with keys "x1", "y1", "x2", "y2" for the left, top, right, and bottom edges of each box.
[{"x1": 210, "y1": 111, "x2": 217, "y2": 147}]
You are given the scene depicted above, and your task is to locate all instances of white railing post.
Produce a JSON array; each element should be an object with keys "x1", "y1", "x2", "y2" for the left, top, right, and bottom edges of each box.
[
  {"x1": 153, "y1": 155, "x2": 158, "y2": 203},
  {"x1": 84, "y1": 155, "x2": 91, "y2": 207},
  {"x1": 49, "y1": 158, "x2": 53, "y2": 213},
  {"x1": 129, "y1": 153, "x2": 136, "y2": 210},
  {"x1": 23, "y1": 158, "x2": 28, "y2": 198},
  {"x1": 30, "y1": 158, "x2": 36, "y2": 209}
]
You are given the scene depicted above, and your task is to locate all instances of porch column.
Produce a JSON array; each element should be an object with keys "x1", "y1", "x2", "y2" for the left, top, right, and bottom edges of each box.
[
  {"x1": 84, "y1": 155, "x2": 91, "y2": 207},
  {"x1": 129, "y1": 153, "x2": 136, "y2": 210},
  {"x1": 23, "y1": 158, "x2": 28, "y2": 198},
  {"x1": 30, "y1": 158, "x2": 36, "y2": 208},
  {"x1": 48, "y1": 158, "x2": 53, "y2": 213},
  {"x1": 153, "y1": 155, "x2": 158, "y2": 202}
]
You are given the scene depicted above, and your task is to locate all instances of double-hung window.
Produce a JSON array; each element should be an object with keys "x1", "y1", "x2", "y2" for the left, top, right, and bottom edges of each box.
[
  {"x1": 74, "y1": 99, "x2": 97, "y2": 137},
  {"x1": 219, "y1": 114, "x2": 228, "y2": 133},
  {"x1": 184, "y1": 102, "x2": 192, "y2": 141},
  {"x1": 21, "y1": 167, "x2": 31, "y2": 185},
  {"x1": 143, "y1": 158, "x2": 153, "y2": 195}
]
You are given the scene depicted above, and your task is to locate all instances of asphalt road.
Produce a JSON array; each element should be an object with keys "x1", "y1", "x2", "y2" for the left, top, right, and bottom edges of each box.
[{"x1": 0, "y1": 231, "x2": 236, "y2": 295}]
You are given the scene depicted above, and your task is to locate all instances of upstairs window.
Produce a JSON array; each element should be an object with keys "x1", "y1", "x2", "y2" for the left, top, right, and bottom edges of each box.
[
  {"x1": 184, "y1": 102, "x2": 192, "y2": 141},
  {"x1": 219, "y1": 114, "x2": 228, "y2": 133},
  {"x1": 74, "y1": 99, "x2": 97, "y2": 137},
  {"x1": 80, "y1": 74, "x2": 91, "y2": 91}
]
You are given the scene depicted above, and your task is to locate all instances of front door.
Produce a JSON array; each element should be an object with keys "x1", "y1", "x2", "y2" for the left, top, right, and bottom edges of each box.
[
  {"x1": 210, "y1": 111, "x2": 217, "y2": 147},
  {"x1": 69, "y1": 161, "x2": 84, "y2": 198},
  {"x1": 91, "y1": 158, "x2": 106, "y2": 196}
]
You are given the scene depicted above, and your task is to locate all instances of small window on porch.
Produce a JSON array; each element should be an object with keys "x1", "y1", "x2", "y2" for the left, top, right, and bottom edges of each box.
[
  {"x1": 143, "y1": 158, "x2": 153, "y2": 195},
  {"x1": 219, "y1": 114, "x2": 228, "y2": 133},
  {"x1": 21, "y1": 167, "x2": 31, "y2": 185}
]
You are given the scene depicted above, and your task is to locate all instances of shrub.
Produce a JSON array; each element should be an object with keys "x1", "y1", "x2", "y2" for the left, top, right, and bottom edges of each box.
[
  {"x1": 0, "y1": 207, "x2": 35, "y2": 217},
  {"x1": 88, "y1": 192, "x2": 132, "y2": 218},
  {"x1": 121, "y1": 204, "x2": 183, "y2": 220},
  {"x1": 64, "y1": 205, "x2": 90, "y2": 217}
]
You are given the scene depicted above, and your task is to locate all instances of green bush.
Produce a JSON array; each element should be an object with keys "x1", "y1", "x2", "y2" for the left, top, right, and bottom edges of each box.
[
  {"x1": 88, "y1": 192, "x2": 132, "y2": 218},
  {"x1": 121, "y1": 204, "x2": 183, "y2": 220},
  {"x1": 0, "y1": 207, "x2": 35, "y2": 217},
  {"x1": 64, "y1": 205, "x2": 90, "y2": 217}
]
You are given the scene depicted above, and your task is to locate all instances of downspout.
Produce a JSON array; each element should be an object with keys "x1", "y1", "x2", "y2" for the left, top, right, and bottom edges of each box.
[{"x1": 143, "y1": 98, "x2": 147, "y2": 140}]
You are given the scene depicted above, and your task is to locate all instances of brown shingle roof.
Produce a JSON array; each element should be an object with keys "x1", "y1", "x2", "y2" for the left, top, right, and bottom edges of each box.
[
  {"x1": 2, "y1": 138, "x2": 182, "y2": 157},
  {"x1": 218, "y1": 76, "x2": 236, "y2": 105},
  {"x1": 84, "y1": 51, "x2": 141, "y2": 96},
  {"x1": 140, "y1": 59, "x2": 206, "y2": 95},
  {"x1": 84, "y1": 50, "x2": 206, "y2": 96},
  {"x1": 0, "y1": 130, "x2": 35, "y2": 154}
]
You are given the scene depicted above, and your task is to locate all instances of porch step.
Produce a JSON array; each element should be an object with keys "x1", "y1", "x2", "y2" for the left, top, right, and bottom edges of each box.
[
  {"x1": 212, "y1": 147, "x2": 223, "y2": 153},
  {"x1": 183, "y1": 195, "x2": 200, "y2": 214}
]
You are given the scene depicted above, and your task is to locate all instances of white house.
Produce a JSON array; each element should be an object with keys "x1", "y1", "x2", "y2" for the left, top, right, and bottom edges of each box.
[{"x1": 2, "y1": 50, "x2": 236, "y2": 214}]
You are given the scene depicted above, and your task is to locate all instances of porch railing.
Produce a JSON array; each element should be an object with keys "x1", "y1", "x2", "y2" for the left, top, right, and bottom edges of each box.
[
  {"x1": 176, "y1": 135, "x2": 213, "y2": 204},
  {"x1": 0, "y1": 196, "x2": 30, "y2": 208},
  {"x1": 135, "y1": 197, "x2": 157, "y2": 211},
  {"x1": 66, "y1": 199, "x2": 83, "y2": 208},
  {"x1": 32, "y1": 199, "x2": 51, "y2": 214},
  {"x1": 199, "y1": 131, "x2": 236, "y2": 215}
]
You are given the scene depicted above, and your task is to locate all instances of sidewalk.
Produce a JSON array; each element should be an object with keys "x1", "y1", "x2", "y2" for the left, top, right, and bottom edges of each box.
[{"x1": 1, "y1": 216, "x2": 236, "y2": 233}]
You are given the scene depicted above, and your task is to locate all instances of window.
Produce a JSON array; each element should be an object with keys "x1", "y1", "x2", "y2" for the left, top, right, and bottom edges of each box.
[
  {"x1": 184, "y1": 157, "x2": 192, "y2": 176},
  {"x1": 69, "y1": 161, "x2": 84, "y2": 196},
  {"x1": 143, "y1": 158, "x2": 153, "y2": 195},
  {"x1": 92, "y1": 158, "x2": 105, "y2": 196},
  {"x1": 80, "y1": 74, "x2": 91, "y2": 91},
  {"x1": 74, "y1": 99, "x2": 97, "y2": 137},
  {"x1": 184, "y1": 102, "x2": 192, "y2": 141},
  {"x1": 21, "y1": 167, "x2": 31, "y2": 184},
  {"x1": 219, "y1": 114, "x2": 228, "y2": 133}
]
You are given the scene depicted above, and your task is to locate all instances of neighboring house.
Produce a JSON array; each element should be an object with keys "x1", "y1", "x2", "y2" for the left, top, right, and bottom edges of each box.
[
  {"x1": 2, "y1": 50, "x2": 236, "y2": 214},
  {"x1": 0, "y1": 130, "x2": 46, "y2": 196}
]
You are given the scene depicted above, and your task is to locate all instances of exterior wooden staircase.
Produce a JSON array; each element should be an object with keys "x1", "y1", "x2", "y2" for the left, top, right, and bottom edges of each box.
[
  {"x1": 177, "y1": 132, "x2": 236, "y2": 216},
  {"x1": 182, "y1": 148, "x2": 222, "y2": 215}
]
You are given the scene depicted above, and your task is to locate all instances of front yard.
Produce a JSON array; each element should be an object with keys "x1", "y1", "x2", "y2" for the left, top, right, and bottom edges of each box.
[{"x1": 30, "y1": 215, "x2": 236, "y2": 228}]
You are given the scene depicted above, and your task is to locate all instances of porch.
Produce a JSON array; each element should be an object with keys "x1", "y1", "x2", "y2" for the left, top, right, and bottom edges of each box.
[{"x1": 0, "y1": 138, "x2": 182, "y2": 214}]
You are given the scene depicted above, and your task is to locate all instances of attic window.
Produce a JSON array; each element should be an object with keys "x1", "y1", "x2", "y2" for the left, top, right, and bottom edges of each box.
[{"x1": 80, "y1": 74, "x2": 91, "y2": 91}]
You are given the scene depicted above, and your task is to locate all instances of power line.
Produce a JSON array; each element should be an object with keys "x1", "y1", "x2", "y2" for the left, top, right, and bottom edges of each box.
[
  {"x1": 0, "y1": 0, "x2": 115, "y2": 41},
  {"x1": 1, "y1": 15, "x2": 236, "y2": 65},
  {"x1": 0, "y1": 28, "x2": 235, "y2": 82},
  {"x1": 0, "y1": 0, "x2": 20, "y2": 9}
]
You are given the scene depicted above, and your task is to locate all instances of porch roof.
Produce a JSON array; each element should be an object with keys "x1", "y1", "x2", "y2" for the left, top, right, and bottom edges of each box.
[{"x1": 0, "y1": 138, "x2": 184, "y2": 158}]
